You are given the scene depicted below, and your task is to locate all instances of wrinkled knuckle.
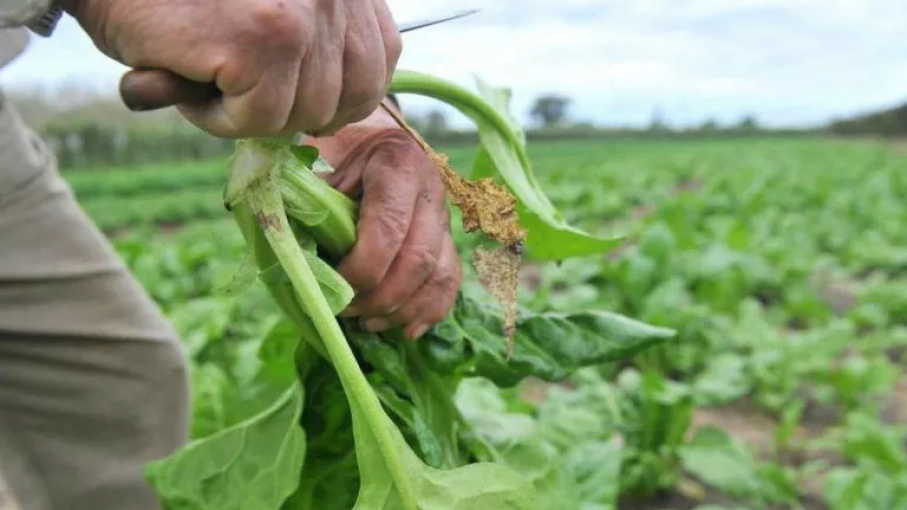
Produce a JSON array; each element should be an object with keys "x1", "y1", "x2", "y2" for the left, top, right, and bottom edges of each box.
[
  {"x1": 404, "y1": 247, "x2": 439, "y2": 280},
  {"x1": 373, "y1": 206, "x2": 410, "y2": 245},
  {"x1": 375, "y1": 130, "x2": 418, "y2": 156},
  {"x1": 248, "y1": 1, "x2": 306, "y2": 49},
  {"x1": 370, "y1": 131, "x2": 428, "y2": 170},
  {"x1": 428, "y1": 268, "x2": 457, "y2": 293}
]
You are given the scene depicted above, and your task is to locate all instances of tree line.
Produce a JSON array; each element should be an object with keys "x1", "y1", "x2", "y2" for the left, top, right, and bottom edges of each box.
[
  {"x1": 827, "y1": 102, "x2": 907, "y2": 137},
  {"x1": 9, "y1": 89, "x2": 875, "y2": 171},
  {"x1": 42, "y1": 121, "x2": 234, "y2": 169}
]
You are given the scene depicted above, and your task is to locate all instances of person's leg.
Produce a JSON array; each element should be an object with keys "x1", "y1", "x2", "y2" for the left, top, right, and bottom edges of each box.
[{"x1": 0, "y1": 93, "x2": 191, "y2": 510}]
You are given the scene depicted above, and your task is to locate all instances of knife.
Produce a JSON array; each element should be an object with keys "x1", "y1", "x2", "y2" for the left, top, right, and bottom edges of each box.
[{"x1": 119, "y1": 9, "x2": 480, "y2": 112}]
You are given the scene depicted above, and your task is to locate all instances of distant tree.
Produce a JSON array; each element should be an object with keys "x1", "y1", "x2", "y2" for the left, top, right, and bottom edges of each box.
[
  {"x1": 700, "y1": 118, "x2": 719, "y2": 132},
  {"x1": 530, "y1": 94, "x2": 571, "y2": 127},
  {"x1": 827, "y1": 103, "x2": 907, "y2": 136},
  {"x1": 738, "y1": 115, "x2": 760, "y2": 131}
]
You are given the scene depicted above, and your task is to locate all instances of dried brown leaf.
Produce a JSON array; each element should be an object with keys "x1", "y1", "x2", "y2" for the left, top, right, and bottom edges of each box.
[
  {"x1": 381, "y1": 103, "x2": 527, "y2": 247},
  {"x1": 381, "y1": 103, "x2": 526, "y2": 353},
  {"x1": 472, "y1": 245, "x2": 522, "y2": 358},
  {"x1": 429, "y1": 151, "x2": 526, "y2": 246}
]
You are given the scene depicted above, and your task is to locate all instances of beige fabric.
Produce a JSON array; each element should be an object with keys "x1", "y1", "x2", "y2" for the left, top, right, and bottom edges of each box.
[
  {"x1": 0, "y1": 28, "x2": 28, "y2": 70},
  {"x1": 0, "y1": 93, "x2": 191, "y2": 510},
  {"x1": 0, "y1": 476, "x2": 22, "y2": 510},
  {"x1": 0, "y1": 0, "x2": 53, "y2": 29}
]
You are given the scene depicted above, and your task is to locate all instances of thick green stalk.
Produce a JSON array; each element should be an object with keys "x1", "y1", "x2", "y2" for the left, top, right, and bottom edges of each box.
[
  {"x1": 279, "y1": 166, "x2": 358, "y2": 259},
  {"x1": 389, "y1": 69, "x2": 532, "y2": 171},
  {"x1": 242, "y1": 177, "x2": 418, "y2": 510}
]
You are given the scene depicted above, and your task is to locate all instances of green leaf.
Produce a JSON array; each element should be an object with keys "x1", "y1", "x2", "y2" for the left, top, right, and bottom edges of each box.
[
  {"x1": 824, "y1": 467, "x2": 907, "y2": 510},
  {"x1": 278, "y1": 145, "x2": 359, "y2": 257},
  {"x1": 288, "y1": 144, "x2": 336, "y2": 175},
  {"x1": 839, "y1": 413, "x2": 907, "y2": 473},
  {"x1": 389, "y1": 70, "x2": 622, "y2": 261},
  {"x1": 454, "y1": 378, "x2": 538, "y2": 447},
  {"x1": 285, "y1": 356, "x2": 359, "y2": 510},
  {"x1": 564, "y1": 438, "x2": 623, "y2": 509},
  {"x1": 189, "y1": 364, "x2": 232, "y2": 439},
  {"x1": 144, "y1": 383, "x2": 306, "y2": 510},
  {"x1": 421, "y1": 291, "x2": 675, "y2": 387},
  {"x1": 259, "y1": 248, "x2": 354, "y2": 317},
  {"x1": 346, "y1": 393, "x2": 540, "y2": 510},
  {"x1": 289, "y1": 145, "x2": 320, "y2": 167},
  {"x1": 352, "y1": 331, "x2": 467, "y2": 469},
  {"x1": 494, "y1": 438, "x2": 585, "y2": 510},
  {"x1": 455, "y1": 378, "x2": 622, "y2": 510},
  {"x1": 692, "y1": 353, "x2": 751, "y2": 406},
  {"x1": 470, "y1": 77, "x2": 623, "y2": 260},
  {"x1": 212, "y1": 245, "x2": 260, "y2": 296},
  {"x1": 678, "y1": 426, "x2": 761, "y2": 499},
  {"x1": 187, "y1": 317, "x2": 305, "y2": 438}
]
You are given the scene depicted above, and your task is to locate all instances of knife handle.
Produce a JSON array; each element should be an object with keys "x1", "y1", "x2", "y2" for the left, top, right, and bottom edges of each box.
[{"x1": 119, "y1": 69, "x2": 219, "y2": 111}]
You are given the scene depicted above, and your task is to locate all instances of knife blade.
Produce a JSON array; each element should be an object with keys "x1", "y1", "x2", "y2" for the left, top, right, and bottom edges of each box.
[
  {"x1": 397, "y1": 9, "x2": 480, "y2": 33},
  {"x1": 119, "y1": 9, "x2": 480, "y2": 113}
]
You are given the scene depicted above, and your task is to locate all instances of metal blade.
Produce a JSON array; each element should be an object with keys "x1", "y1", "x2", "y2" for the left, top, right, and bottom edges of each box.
[{"x1": 398, "y1": 9, "x2": 481, "y2": 33}]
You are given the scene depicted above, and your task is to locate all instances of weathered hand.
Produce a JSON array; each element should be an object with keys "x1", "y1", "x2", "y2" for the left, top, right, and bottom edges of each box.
[
  {"x1": 305, "y1": 100, "x2": 462, "y2": 340},
  {"x1": 62, "y1": 0, "x2": 402, "y2": 138}
]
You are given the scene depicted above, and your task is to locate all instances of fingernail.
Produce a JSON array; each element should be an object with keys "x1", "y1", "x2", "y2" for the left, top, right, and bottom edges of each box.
[
  {"x1": 365, "y1": 317, "x2": 391, "y2": 332},
  {"x1": 407, "y1": 324, "x2": 429, "y2": 341}
]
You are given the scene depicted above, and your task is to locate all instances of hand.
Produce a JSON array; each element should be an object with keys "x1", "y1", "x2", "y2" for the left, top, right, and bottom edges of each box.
[
  {"x1": 62, "y1": 0, "x2": 402, "y2": 138},
  {"x1": 305, "y1": 100, "x2": 463, "y2": 340}
]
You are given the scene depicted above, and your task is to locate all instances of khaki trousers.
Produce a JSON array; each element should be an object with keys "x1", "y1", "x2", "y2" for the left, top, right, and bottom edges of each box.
[{"x1": 0, "y1": 94, "x2": 190, "y2": 509}]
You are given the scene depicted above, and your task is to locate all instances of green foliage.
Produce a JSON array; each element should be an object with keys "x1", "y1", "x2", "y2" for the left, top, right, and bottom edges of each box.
[
  {"x1": 90, "y1": 132, "x2": 907, "y2": 509},
  {"x1": 390, "y1": 71, "x2": 623, "y2": 261},
  {"x1": 136, "y1": 74, "x2": 676, "y2": 510}
]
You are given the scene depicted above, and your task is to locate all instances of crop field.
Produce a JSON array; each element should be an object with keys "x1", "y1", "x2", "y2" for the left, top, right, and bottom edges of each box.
[{"x1": 70, "y1": 137, "x2": 907, "y2": 510}]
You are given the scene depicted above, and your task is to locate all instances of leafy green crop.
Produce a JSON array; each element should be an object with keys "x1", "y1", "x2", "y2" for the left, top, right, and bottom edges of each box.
[
  {"x1": 142, "y1": 73, "x2": 672, "y2": 510},
  {"x1": 91, "y1": 133, "x2": 907, "y2": 510}
]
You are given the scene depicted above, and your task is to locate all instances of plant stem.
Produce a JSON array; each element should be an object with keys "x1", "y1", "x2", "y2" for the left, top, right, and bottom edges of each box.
[
  {"x1": 279, "y1": 166, "x2": 358, "y2": 259},
  {"x1": 389, "y1": 69, "x2": 531, "y2": 171},
  {"x1": 243, "y1": 177, "x2": 418, "y2": 510}
]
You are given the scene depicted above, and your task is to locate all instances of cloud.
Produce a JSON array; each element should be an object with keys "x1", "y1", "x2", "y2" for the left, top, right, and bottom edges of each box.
[{"x1": 2, "y1": 0, "x2": 905, "y2": 128}]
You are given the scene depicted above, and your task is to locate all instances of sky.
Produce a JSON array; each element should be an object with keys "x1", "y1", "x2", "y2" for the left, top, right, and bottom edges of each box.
[{"x1": 2, "y1": 0, "x2": 906, "y2": 129}]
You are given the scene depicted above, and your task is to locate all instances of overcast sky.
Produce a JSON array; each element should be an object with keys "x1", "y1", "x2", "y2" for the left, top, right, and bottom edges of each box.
[{"x1": 2, "y1": 0, "x2": 905, "y2": 129}]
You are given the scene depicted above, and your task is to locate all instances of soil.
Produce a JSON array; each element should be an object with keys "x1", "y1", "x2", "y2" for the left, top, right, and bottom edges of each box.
[
  {"x1": 690, "y1": 400, "x2": 779, "y2": 457},
  {"x1": 882, "y1": 375, "x2": 907, "y2": 425}
]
